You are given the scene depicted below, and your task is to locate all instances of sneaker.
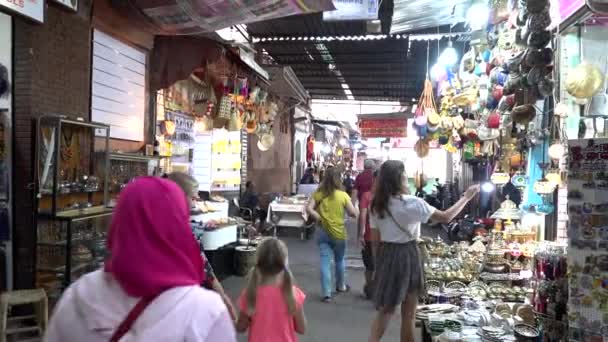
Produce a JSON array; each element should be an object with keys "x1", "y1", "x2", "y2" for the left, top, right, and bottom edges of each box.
[
  {"x1": 336, "y1": 285, "x2": 351, "y2": 293},
  {"x1": 322, "y1": 296, "x2": 332, "y2": 303}
]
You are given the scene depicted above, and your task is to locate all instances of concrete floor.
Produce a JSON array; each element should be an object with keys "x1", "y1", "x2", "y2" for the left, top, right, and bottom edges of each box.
[{"x1": 221, "y1": 222, "x2": 428, "y2": 342}]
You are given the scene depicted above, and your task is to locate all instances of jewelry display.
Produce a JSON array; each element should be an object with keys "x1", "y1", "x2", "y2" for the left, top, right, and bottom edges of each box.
[{"x1": 34, "y1": 116, "x2": 112, "y2": 299}]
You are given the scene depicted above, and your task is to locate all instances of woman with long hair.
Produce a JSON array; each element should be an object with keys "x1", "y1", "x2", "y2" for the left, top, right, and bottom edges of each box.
[
  {"x1": 368, "y1": 161, "x2": 479, "y2": 342},
  {"x1": 236, "y1": 237, "x2": 307, "y2": 341},
  {"x1": 306, "y1": 167, "x2": 358, "y2": 303},
  {"x1": 44, "y1": 177, "x2": 236, "y2": 342}
]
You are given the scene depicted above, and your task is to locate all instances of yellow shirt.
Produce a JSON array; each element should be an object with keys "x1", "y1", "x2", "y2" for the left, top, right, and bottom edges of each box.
[{"x1": 313, "y1": 190, "x2": 351, "y2": 240}]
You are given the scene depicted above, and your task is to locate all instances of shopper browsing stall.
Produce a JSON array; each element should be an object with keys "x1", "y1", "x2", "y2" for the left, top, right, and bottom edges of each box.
[
  {"x1": 306, "y1": 167, "x2": 358, "y2": 303},
  {"x1": 44, "y1": 177, "x2": 236, "y2": 342},
  {"x1": 167, "y1": 172, "x2": 237, "y2": 321},
  {"x1": 368, "y1": 160, "x2": 479, "y2": 342}
]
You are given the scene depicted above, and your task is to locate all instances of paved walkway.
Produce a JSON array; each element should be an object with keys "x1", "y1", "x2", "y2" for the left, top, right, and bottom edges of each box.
[{"x1": 221, "y1": 222, "x2": 425, "y2": 342}]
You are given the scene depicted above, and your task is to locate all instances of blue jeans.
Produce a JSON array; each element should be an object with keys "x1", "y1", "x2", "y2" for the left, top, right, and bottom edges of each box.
[{"x1": 317, "y1": 228, "x2": 346, "y2": 298}]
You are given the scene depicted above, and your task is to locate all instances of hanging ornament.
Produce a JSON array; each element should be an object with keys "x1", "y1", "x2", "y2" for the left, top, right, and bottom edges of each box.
[{"x1": 566, "y1": 62, "x2": 605, "y2": 99}]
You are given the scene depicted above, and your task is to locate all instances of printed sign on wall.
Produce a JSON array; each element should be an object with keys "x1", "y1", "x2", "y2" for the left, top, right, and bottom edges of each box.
[{"x1": 0, "y1": 0, "x2": 44, "y2": 23}]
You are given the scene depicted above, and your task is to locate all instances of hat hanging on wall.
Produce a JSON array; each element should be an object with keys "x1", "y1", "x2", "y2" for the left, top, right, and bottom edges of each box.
[{"x1": 0, "y1": 63, "x2": 9, "y2": 99}]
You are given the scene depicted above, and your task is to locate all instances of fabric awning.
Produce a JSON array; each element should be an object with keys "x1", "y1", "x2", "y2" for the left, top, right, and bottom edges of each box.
[{"x1": 124, "y1": 0, "x2": 335, "y2": 34}]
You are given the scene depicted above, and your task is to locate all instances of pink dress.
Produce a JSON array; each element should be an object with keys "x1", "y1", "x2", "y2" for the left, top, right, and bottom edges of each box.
[{"x1": 238, "y1": 285, "x2": 306, "y2": 342}]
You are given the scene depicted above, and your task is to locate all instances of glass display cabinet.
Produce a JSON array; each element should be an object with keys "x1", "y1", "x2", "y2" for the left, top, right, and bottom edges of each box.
[
  {"x1": 34, "y1": 116, "x2": 113, "y2": 300},
  {"x1": 107, "y1": 153, "x2": 158, "y2": 205},
  {"x1": 35, "y1": 116, "x2": 110, "y2": 213}
]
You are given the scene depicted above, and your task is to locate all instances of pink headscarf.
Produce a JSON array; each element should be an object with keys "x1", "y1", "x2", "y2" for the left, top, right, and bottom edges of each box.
[{"x1": 105, "y1": 177, "x2": 204, "y2": 298}]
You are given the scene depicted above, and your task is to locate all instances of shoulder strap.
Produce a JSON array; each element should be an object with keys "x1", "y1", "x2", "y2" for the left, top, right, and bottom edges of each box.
[
  {"x1": 386, "y1": 205, "x2": 415, "y2": 241},
  {"x1": 110, "y1": 294, "x2": 160, "y2": 342}
]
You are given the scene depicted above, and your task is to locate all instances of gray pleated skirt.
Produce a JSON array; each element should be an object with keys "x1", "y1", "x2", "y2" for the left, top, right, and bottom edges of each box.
[{"x1": 373, "y1": 240, "x2": 424, "y2": 310}]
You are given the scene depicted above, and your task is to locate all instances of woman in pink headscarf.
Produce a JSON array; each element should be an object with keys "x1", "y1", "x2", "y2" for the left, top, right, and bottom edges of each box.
[{"x1": 44, "y1": 177, "x2": 236, "y2": 342}]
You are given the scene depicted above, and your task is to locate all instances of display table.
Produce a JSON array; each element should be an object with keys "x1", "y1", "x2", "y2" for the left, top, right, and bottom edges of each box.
[
  {"x1": 191, "y1": 201, "x2": 237, "y2": 251},
  {"x1": 267, "y1": 199, "x2": 312, "y2": 239}
]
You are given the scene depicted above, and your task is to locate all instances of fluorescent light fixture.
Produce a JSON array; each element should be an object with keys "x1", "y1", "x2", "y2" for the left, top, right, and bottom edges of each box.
[
  {"x1": 467, "y1": 2, "x2": 490, "y2": 31},
  {"x1": 439, "y1": 41, "x2": 458, "y2": 67},
  {"x1": 341, "y1": 83, "x2": 350, "y2": 89}
]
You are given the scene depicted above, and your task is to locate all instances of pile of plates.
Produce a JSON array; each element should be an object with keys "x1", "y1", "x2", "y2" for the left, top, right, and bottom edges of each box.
[
  {"x1": 429, "y1": 320, "x2": 446, "y2": 334},
  {"x1": 445, "y1": 320, "x2": 463, "y2": 332},
  {"x1": 416, "y1": 304, "x2": 459, "y2": 320},
  {"x1": 479, "y1": 326, "x2": 506, "y2": 342}
]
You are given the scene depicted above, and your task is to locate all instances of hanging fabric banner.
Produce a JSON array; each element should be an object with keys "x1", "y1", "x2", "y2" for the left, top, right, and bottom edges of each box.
[
  {"x1": 323, "y1": 0, "x2": 379, "y2": 21},
  {"x1": 129, "y1": 0, "x2": 335, "y2": 34}
]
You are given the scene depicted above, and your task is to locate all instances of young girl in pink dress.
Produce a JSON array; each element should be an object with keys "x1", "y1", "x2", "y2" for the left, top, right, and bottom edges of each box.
[{"x1": 236, "y1": 238, "x2": 307, "y2": 342}]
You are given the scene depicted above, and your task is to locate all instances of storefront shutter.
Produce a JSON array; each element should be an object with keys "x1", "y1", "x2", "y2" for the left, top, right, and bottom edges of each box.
[{"x1": 91, "y1": 30, "x2": 146, "y2": 141}]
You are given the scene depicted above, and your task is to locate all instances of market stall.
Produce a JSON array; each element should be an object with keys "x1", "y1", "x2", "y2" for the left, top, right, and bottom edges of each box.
[{"x1": 399, "y1": 0, "x2": 581, "y2": 337}]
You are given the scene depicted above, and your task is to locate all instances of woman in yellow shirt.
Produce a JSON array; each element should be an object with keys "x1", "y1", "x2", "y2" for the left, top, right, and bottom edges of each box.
[{"x1": 307, "y1": 167, "x2": 358, "y2": 303}]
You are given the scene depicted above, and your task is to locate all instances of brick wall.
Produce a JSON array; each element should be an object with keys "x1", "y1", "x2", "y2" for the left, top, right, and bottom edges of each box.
[{"x1": 12, "y1": 1, "x2": 93, "y2": 288}]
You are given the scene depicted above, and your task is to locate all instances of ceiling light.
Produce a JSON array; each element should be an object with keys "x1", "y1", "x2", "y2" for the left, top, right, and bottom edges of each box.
[
  {"x1": 482, "y1": 182, "x2": 495, "y2": 193},
  {"x1": 467, "y1": 1, "x2": 490, "y2": 31},
  {"x1": 439, "y1": 41, "x2": 458, "y2": 67}
]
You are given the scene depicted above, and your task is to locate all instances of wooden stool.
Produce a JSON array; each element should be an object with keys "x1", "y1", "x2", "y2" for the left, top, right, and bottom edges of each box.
[{"x1": 0, "y1": 289, "x2": 48, "y2": 342}]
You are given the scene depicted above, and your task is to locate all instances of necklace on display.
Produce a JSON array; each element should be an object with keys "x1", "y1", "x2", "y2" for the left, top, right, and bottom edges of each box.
[{"x1": 61, "y1": 128, "x2": 74, "y2": 162}]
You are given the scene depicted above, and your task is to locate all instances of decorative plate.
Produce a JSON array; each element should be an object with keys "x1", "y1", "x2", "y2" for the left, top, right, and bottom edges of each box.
[
  {"x1": 426, "y1": 280, "x2": 443, "y2": 293},
  {"x1": 445, "y1": 281, "x2": 467, "y2": 291}
]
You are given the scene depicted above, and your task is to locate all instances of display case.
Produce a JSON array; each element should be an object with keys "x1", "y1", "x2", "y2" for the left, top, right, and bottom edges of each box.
[
  {"x1": 107, "y1": 152, "x2": 158, "y2": 204},
  {"x1": 34, "y1": 116, "x2": 112, "y2": 300},
  {"x1": 35, "y1": 116, "x2": 110, "y2": 214},
  {"x1": 35, "y1": 208, "x2": 113, "y2": 301}
]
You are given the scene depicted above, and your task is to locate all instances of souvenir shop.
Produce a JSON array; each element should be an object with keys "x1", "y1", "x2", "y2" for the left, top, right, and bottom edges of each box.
[
  {"x1": 153, "y1": 46, "x2": 300, "y2": 279},
  {"x1": 407, "y1": 0, "x2": 583, "y2": 339}
]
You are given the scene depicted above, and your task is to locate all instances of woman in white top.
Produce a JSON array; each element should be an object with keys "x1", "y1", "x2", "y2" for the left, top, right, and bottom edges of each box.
[
  {"x1": 44, "y1": 177, "x2": 236, "y2": 342},
  {"x1": 368, "y1": 161, "x2": 479, "y2": 342}
]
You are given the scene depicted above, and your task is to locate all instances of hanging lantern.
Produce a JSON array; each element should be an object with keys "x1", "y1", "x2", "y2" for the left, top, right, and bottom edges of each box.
[
  {"x1": 511, "y1": 171, "x2": 528, "y2": 190},
  {"x1": 534, "y1": 178, "x2": 556, "y2": 195},
  {"x1": 548, "y1": 142, "x2": 565, "y2": 160},
  {"x1": 491, "y1": 172, "x2": 511, "y2": 185},
  {"x1": 545, "y1": 170, "x2": 562, "y2": 186}
]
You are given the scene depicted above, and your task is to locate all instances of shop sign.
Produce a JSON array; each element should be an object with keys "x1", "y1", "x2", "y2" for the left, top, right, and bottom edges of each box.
[
  {"x1": 359, "y1": 118, "x2": 407, "y2": 138},
  {"x1": 323, "y1": 0, "x2": 378, "y2": 21},
  {"x1": 559, "y1": 0, "x2": 585, "y2": 24},
  {"x1": 52, "y1": 0, "x2": 77, "y2": 11},
  {"x1": 0, "y1": 0, "x2": 44, "y2": 23}
]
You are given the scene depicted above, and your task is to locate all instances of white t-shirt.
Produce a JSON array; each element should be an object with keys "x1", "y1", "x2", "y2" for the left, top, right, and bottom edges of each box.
[{"x1": 370, "y1": 195, "x2": 436, "y2": 243}]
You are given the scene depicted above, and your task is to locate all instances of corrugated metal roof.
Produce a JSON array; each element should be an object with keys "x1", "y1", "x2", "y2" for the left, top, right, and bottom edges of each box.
[{"x1": 248, "y1": 1, "x2": 469, "y2": 102}]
